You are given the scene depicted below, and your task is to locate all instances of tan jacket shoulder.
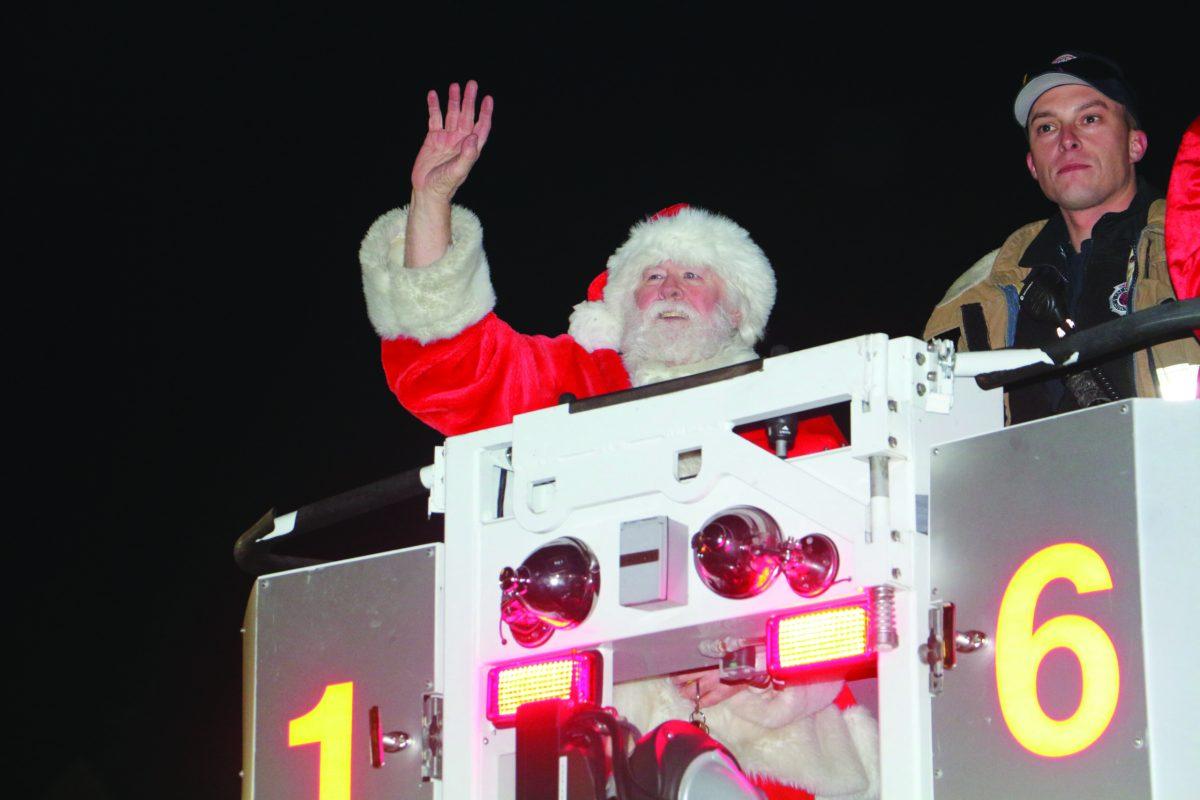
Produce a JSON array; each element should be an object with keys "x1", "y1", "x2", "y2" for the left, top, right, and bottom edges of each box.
[{"x1": 923, "y1": 219, "x2": 1049, "y2": 351}]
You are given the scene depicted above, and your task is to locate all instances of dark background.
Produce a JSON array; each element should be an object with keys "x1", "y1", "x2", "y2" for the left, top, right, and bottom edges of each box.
[{"x1": 17, "y1": 7, "x2": 1196, "y2": 798}]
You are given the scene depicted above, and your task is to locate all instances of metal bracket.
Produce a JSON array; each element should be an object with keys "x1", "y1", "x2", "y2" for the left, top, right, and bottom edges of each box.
[
  {"x1": 916, "y1": 339, "x2": 956, "y2": 414},
  {"x1": 717, "y1": 642, "x2": 769, "y2": 685},
  {"x1": 421, "y1": 692, "x2": 443, "y2": 781},
  {"x1": 425, "y1": 447, "x2": 446, "y2": 516}
]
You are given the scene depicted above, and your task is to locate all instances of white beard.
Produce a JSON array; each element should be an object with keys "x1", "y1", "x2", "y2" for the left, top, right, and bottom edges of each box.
[{"x1": 619, "y1": 300, "x2": 758, "y2": 387}]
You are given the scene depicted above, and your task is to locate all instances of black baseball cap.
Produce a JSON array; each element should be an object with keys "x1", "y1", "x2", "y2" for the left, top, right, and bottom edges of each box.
[{"x1": 1014, "y1": 51, "x2": 1138, "y2": 127}]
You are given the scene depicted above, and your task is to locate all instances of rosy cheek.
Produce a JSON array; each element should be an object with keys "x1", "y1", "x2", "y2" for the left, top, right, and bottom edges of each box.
[
  {"x1": 688, "y1": 288, "x2": 720, "y2": 314},
  {"x1": 633, "y1": 285, "x2": 657, "y2": 310}
]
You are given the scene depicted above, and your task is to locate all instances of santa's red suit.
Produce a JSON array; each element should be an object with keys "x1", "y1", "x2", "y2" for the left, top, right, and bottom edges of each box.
[
  {"x1": 360, "y1": 203, "x2": 879, "y2": 799},
  {"x1": 1166, "y1": 116, "x2": 1200, "y2": 398}
]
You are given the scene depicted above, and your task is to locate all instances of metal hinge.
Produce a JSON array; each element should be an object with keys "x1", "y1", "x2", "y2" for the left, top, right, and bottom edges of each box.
[{"x1": 420, "y1": 692, "x2": 443, "y2": 781}]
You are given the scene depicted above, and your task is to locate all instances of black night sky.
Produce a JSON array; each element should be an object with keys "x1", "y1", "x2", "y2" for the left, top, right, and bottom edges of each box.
[{"x1": 18, "y1": 8, "x2": 1196, "y2": 798}]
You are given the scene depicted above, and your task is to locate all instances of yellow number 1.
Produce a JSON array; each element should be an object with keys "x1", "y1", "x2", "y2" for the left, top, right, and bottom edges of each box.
[
  {"x1": 289, "y1": 681, "x2": 354, "y2": 800},
  {"x1": 995, "y1": 543, "x2": 1119, "y2": 758}
]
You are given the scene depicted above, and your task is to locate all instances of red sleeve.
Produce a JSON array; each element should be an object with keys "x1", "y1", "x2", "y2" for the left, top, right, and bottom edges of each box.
[
  {"x1": 1166, "y1": 116, "x2": 1200, "y2": 307},
  {"x1": 381, "y1": 312, "x2": 631, "y2": 436}
]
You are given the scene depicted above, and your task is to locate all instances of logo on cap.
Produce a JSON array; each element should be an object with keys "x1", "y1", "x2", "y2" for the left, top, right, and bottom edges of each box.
[{"x1": 1051, "y1": 53, "x2": 1077, "y2": 64}]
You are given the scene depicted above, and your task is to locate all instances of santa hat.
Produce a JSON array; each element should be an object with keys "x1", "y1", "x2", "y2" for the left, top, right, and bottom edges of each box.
[{"x1": 567, "y1": 204, "x2": 776, "y2": 352}]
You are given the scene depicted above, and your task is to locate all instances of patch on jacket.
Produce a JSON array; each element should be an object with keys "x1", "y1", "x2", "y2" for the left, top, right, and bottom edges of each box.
[{"x1": 1108, "y1": 281, "x2": 1130, "y2": 316}]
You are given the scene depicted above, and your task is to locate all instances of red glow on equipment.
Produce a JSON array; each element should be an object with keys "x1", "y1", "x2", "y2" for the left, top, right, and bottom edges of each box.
[
  {"x1": 486, "y1": 651, "x2": 602, "y2": 728},
  {"x1": 766, "y1": 595, "x2": 875, "y2": 679},
  {"x1": 691, "y1": 507, "x2": 785, "y2": 599}
]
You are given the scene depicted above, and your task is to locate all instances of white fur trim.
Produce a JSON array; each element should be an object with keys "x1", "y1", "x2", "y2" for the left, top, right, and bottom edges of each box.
[
  {"x1": 937, "y1": 248, "x2": 1000, "y2": 307},
  {"x1": 622, "y1": 340, "x2": 758, "y2": 387},
  {"x1": 567, "y1": 300, "x2": 623, "y2": 353},
  {"x1": 568, "y1": 206, "x2": 776, "y2": 351},
  {"x1": 613, "y1": 678, "x2": 877, "y2": 798},
  {"x1": 724, "y1": 676, "x2": 844, "y2": 728},
  {"x1": 359, "y1": 205, "x2": 496, "y2": 343},
  {"x1": 820, "y1": 704, "x2": 880, "y2": 800}
]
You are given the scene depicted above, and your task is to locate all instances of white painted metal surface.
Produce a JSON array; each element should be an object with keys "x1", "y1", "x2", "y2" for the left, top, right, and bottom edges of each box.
[{"x1": 434, "y1": 335, "x2": 1001, "y2": 798}]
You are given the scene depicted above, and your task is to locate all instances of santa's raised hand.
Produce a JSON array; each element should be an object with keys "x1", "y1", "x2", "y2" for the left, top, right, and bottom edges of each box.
[
  {"x1": 404, "y1": 80, "x2": 493, "y2": 268},
  {"x1": 412, "y1": 80, "x2": 494, "y2": 202}
]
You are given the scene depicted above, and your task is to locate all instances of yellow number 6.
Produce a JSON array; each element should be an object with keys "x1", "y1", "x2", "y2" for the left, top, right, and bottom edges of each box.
[{"x1": 995, "y1": 543, "x2": 1120, "y2": 758}]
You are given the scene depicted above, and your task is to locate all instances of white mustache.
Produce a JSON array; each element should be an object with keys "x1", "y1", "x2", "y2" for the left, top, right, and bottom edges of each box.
[
  {"x1": 621, "y1": 299, "x2": 737, "y2": 368},
  {"x1": 643, "y1": 300, "x2": 694, "y2": 321}
]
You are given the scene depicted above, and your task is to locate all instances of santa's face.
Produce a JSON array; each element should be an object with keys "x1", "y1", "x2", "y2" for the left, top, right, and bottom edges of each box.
[
  {"x1": 632, "y1": 261, "x2": 725, "y2": 319},
  {"x1": 622, "y1": 262, "x2": 738, "y2": 366}
]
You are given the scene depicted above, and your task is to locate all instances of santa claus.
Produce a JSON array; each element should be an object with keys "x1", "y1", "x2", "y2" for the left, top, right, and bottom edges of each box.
[{"x1": 359, "y1": 80, "x2": 878, "y2": 800}]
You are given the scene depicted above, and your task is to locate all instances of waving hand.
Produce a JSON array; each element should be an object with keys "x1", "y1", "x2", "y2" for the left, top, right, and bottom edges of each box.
[
  {"x1": 412, "y1": 80, "x2": 494, "y2": 201},
  {"x1": 404, "y1": 80, "x2": 493, "y2": 268}
]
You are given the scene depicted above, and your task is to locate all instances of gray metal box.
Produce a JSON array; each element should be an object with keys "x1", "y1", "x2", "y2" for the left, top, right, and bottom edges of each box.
[
  {"x1": 930, "y1": 400, "x2": 1199, "y2": 798},
  {"x1": 619, "y1": 516, "x2": 688, "y2": 608},
  {"x1": 242, "y1": 543, "x2": 442, "y2": 800}
]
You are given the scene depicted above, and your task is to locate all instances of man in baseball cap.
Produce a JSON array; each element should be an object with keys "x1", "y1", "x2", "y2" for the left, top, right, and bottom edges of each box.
[{"x1": 924, "y1": 51, "x2": 1199, "y2": 421}]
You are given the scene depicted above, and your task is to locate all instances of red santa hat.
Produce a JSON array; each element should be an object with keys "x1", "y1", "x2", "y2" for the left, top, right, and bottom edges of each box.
[{"x1": 567, "y1": 204, "x2": 777, "y2": 352}]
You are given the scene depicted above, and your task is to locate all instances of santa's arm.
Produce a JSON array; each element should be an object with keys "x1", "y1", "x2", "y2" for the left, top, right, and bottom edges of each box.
[
  {"x1": 1166, "y1": 116, "x2": 1200, "y2": 344},
  {"x1": 361, "y1": 204, "x2": 629, "y2": 436},
  {"x1": 361, "y1": 204, "x2": 496, "y2": 344}
]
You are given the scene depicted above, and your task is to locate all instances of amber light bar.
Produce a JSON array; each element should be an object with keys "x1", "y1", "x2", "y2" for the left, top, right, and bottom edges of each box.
[
  {"x1": 767, "y1": 595, "x2": 875, "y2": 679},
  {"x1": 485, "y1": 651, "x2": 602, "y2": 728}
]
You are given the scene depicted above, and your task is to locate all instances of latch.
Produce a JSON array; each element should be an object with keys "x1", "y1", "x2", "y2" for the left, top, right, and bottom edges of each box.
[
  {"x1": 919, "y1": 602, "x2": 987, "y2": 695},
  {"x1": 420, "y1": 692, "x2": 443, "y2": 781},
  {"x1": 368, "y1": 705, "x2": 412, "y2": 768}
]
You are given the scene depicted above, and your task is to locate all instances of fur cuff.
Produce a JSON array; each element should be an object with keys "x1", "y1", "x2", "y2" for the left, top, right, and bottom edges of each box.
[
  {"x1": 567, "y1": 300, "x2": 623, "y2": 352},
  {"x1": 724, "y1": 677, "x2": 844, "y2": 729},
  {"x1": 822, "y1": 704, "x2": 880, "y2": 800},
  {"x1": 359, "y1": 205, "x2": 496, "y2": 343}
]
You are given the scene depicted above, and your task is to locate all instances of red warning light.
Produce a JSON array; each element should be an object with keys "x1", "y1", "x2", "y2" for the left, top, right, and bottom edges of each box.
[
  {"x1": 486, "y1": 651, "x2": 602, "y2": 728},
  {"x1": 767, "y1": 595, "x2": 874, "y2": 679}
]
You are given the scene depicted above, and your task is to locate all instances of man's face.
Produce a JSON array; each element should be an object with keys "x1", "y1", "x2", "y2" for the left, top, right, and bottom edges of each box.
[
  {"x1": 622, "y1": 261, "x2": 740, "y2": 365},
  {"x1": 632, "y1": 261, "x2": 727, "y2": 318},
  {"x1": 1024, "y1": 84, "x2": 1147, "y2": 212}
]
